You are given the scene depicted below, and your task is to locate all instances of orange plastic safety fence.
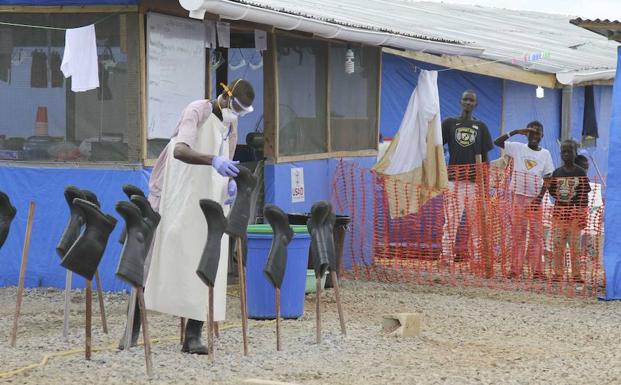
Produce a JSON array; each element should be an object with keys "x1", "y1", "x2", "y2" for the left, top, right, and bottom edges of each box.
[{"x1": 331, "y1": 160, "x2": 605, "y2": 298}]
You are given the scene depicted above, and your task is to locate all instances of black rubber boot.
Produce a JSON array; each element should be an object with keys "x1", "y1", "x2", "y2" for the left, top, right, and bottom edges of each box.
[
  {"x1": 307, "y1": 201, "x2": 336, "y2": 279},
  {"x1": 226, "y1": 165, "x2": 258, "y2": 238},
  {"x1": 118, "y1": 185, "x2": 146, "y2": 245},
  {"x1": 115, "y1": 201, "x2": 154, "y2": 287},
  {"x1": 60, "y1": 198, "x2": 117, "y2": 280},
  {"x1": 197, "y1": 199, "x2": 227, "y2": 287},
  {"x1": 56, "y1": 186, "x2": 86, "y2": 258},
  {"x1": 118, "y1": 298, "x2": 141, "y2": 350},
  {"x1": 263, "y1": 204, "x2": 294, "y2": 289},
  {"x1": 0, "y1": 191, "x2": 17, "y2": 249},
  {"x1": 123, "y1": 184, "x2": 145, "y2": 199},
  {"x1": 81, "y1": 189, "x2": 101, "y2": 208},
  {"x1": 130, "y1": 195, "x2": 160, "y2": 230},
  {"x1": 181, "y1": 319, "x2": 208, "y2": 354}
]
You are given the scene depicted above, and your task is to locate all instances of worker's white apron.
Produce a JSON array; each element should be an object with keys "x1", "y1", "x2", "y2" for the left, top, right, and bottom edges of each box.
[{"x1": 144, "y1": 114, "x2": 230, "y2": 322}]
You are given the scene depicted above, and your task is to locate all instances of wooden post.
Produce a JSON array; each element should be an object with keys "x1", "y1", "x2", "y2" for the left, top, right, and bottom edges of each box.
[
  {"x1": 276, "y1": 287, "x2": 281, "y2": 351},
  {"x1": 475, "y1": 155, "x2": 493, "y2": 278},
  {"x1": 124, "y1": 288, "x2": 137, "y2": 349},
  {"x1": 208, "y1": 287, "x2": 215, "y2": 360},
  {"x1": 94, "y1": 270, "x2": 108, "y2": 334},
  {"x1": 180, "y1": 317, "x2": 185, "y2": 345},
  {"x1": 214, "y1": 321, "x2": 219, "y2": 338},
  {"x1": 315, "y1": 276, "x2": 322, "y2": 344},
  {"x1": 137, "y1": 286, "x2": 153, "y2": 378},
  {"x1": 85, "y1": 280, "x2": 92, "y2": 360},
  {"x1": 331, "y1": 271, "x2": 347, "y2": 336},
  {"x1": 62, "y1": 269, "x2": 72, "y2": 339},
  {"x1": 10, "y1": 201, "x2": 35, "y2": 348},
  {"x1": 236, "y1": 237, "x2": 249, "y2": 356}
]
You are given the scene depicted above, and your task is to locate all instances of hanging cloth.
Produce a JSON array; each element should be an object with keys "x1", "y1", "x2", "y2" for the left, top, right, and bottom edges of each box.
[
  {"x1": 374, "y1": 70, "x2": 448, "y2": 217},
  {"x1": 30, "y1": 50, "x2": 48, "y2": 88},
  {"x1": 61, "y1": 24, "x2": 99, "y2": 92},
  {"x1": 144, "y1": 113, "x2": 230, "y2": 322},
  {"x1": 582, "y1": 85, "x2": 599, "y2": 139}
]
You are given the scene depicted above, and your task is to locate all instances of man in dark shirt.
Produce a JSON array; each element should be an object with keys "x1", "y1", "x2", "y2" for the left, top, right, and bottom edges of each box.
[
  {"x1": 543, "y1": 140, "x2": 590, "y2": 282},
  {"x1": 441, "y1": 90, "x2": 494, "y2": 265}
]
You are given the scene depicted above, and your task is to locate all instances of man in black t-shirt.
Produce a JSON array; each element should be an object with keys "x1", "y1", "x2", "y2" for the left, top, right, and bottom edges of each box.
[{"x1": 440, "y1": 90, "x2": 494, "y2": 265}]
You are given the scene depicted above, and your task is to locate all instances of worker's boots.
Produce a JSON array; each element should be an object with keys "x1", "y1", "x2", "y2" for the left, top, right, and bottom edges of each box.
[{"x1": 181, "y1": 319, "x2": 208, "y2": 354}]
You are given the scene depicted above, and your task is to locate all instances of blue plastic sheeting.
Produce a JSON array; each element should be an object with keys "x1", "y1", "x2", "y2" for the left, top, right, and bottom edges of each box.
[
  {"x1": 0, "y1": 165, "x2": 150, "y2": 292},
  {"x1": 263, "y1": 157, "x2": 377, "y2": 269},
  {"x1": 380, "y1": 53, "x2": 503, "y2": 161},
  {"x1": 603, "y1": 47, "x2": 621, "y2": 300},
  {"x1": 0, "y1": 1, "x2": 136, "y2": 4},
  {"x1": 503, "y1": 80, "x2": 562, "y2": 165}
]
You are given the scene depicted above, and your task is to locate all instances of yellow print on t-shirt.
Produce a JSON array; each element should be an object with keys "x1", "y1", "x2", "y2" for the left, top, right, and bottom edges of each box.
[
  {"x1": 524, "y1": 159, "x2": 538, "y2": 170},
  {"x1": 455, "y1": 127, "x2": 477, "y2": 147}
]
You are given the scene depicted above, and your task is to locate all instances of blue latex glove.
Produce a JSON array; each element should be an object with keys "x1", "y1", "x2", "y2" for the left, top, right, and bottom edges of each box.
[
  {"x1": 224, "y1": 179, "x2": 237, "y2": 205},
  {"x1": 212, "y1": 156, "x2": 239, "y2": 177}
]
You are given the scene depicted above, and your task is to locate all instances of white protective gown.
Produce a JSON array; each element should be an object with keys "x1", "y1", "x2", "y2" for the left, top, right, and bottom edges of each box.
[{"x1": 144, "y1": 113, "x2": 230, "y2": 322}]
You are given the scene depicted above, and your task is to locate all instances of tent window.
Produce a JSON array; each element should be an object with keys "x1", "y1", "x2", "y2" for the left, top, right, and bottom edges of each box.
[
  {"x1": 329, "y1": 43, "x2": 379, "y2": 151},
  {"x1": 276, "y1": 34, "x2": 328, "y2": 156},
  {"x1": 0, "y1": 13, "x2": 140, "y2": 163}
]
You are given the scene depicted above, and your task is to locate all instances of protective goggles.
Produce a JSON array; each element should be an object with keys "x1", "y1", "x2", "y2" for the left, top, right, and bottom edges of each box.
[{"x1": 220, "y1": 81, "x2": 254, "y2": 116}]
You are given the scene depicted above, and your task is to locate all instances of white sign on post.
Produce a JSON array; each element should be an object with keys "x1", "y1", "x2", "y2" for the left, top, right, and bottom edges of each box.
[{"x1": 291, "y1": 167, "x2": 305, "y2": 203}]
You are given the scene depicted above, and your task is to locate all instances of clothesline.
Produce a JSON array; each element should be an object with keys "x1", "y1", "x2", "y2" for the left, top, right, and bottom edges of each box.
[
  {"x1": 0, "y1": 13, "x2": 115, "y2": 31},
  {"x1": 399, "y1": 52, "x2": 544, "y2": 74}
]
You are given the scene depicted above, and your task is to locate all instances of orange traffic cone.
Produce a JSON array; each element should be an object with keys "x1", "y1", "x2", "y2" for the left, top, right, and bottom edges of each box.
[{"x1": 35, "y1": 106, "x2": 48, "y2": 137}]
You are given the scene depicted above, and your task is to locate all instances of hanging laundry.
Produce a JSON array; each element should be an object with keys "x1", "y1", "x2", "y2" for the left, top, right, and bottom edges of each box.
[
  {"x1": 61, "y1": 24, "x2": 99, "y2": 92},
  {"x1": 30, "y1": 50, "x2": 48, "y2": 88},
  {"x1": 582, "y1": 85, "x2": 599, "y2": 139},
  {"x1": 0, "y1": 27, "x2": 12, "y2": 83},
  {"x1": 374, "y1": 70, "x2": 448, "y2": 217},
  {"x1": 50, "y1": 51, "x2": 64, "y2": 88}
]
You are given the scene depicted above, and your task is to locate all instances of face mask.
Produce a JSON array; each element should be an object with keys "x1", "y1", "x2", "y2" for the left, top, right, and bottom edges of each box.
[
  {"x1": 217, "y1": 94, "x2": 238, "y2": 126},
  {"x1": 221, "y1": 108, "x2": 238, "y2": 126}
]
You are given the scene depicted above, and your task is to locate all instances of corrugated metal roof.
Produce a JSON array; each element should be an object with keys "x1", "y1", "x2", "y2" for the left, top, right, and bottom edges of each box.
[
  {"x1": 570, "y1": 18, "x2": 621, "y2": 43},
  {"x1": 226, "y1": 0, "x2": 618, "y2": 74}
]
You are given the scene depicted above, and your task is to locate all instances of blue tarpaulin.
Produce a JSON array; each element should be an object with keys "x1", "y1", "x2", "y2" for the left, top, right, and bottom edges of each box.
[
  {"x1": 0, "y1": 165, "x2": 149, "y2": 292},
  {"x1": 604, "y1": 47, "x2": 621, "y2": 299}
]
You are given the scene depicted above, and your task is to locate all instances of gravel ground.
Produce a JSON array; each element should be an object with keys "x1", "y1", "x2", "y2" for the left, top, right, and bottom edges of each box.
[{"x1": 1, "y1": 281, "x2": 621, "y2": 385}]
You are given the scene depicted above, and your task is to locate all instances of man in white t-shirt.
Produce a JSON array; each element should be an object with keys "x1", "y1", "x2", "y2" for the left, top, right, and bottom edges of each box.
[{"x1": 494, "y1": 121, "x2": 554, "y2": 279}]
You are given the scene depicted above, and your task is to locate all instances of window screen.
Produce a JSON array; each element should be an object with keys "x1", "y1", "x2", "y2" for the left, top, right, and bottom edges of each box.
[
  {"x1": 330, "y1": 44, "x2": 379, "y2": 152},
  {"x1": 276, "y1": 35, "x2": 327, "y2": 156},
  {"x1": 0, "y1": 13, "x2": 140, "y2": 162}
]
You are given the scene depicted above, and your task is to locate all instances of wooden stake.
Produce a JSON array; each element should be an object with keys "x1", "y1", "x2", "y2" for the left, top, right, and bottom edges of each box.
[
  {"x1": 236, "y1": 237, "x2": 249, "y2": 356},
  {"x1": 208, "y1": 286, "x2": 215, "y2": 360},
  {"x1": 10, "y1": 201, "x2": 35, "y2": 348},
  {"x1": 62, "y1": 269, "x2": 72, "y2": 339},
  {"x1": 85, "y1": 279, "x2": 92, "y2": 360},
  {"x1": 315, "y1": 276, "x2": 322, "y2": 344},
  {"x1": 137, "y1": 286, "x2": 153, "y2": 378},
  {"x1": 94, "y1": 270, "x2": 108, "y2": 334},
  {"x1": 276, "y1": 287, "x2": 281, "y2": 351},
  {"x1": 124, "y1": 288, "x2": 137, "y2": 349},
  {"x1": 214, "y1": 321, "x2": 219, "y2": 338},
  {"x1": 331, "y1": 270, "x2": 347, "y2": 336},
  {"x1": 475, "y1": 155, "x2": 493, "y2": 278},
  {"x1": 180, "y1": 317, "x2": 185, "y2": 344}
]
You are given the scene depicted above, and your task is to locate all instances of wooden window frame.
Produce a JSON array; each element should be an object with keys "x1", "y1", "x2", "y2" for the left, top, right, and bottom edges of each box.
[{"x1": 268, "y1": 30, "x2": 380, "y2": 164}]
